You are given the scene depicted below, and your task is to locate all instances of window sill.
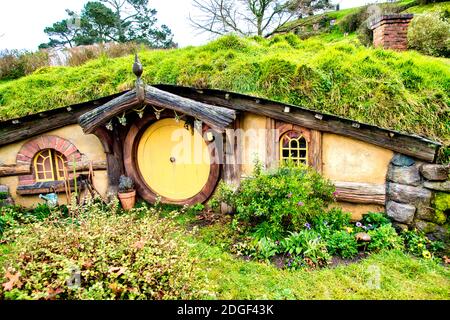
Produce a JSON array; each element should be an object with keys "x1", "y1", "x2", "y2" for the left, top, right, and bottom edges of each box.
[{"x1": 16, "y1": 179, "x2": 83, "y2": 196}]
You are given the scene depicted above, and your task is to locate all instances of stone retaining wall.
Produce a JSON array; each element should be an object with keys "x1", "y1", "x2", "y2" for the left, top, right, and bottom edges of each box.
[{"x1": 386, "y1": 154, "x2": 449, "y2": 243}]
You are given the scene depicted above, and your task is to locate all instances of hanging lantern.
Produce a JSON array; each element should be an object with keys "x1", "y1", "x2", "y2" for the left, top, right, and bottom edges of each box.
[
  {"x1": 134, "y1": 105, "x2": 146, "y2": 119},
  {"x1": 153, "y1": 106, "x2": 164, "y2": 120},
  {"x1": 118, "y1": 112, "x2": 127, "y2": 126},
  {"x1": 174, "y1": 110, "x2": 181, "y2": 123},
  {"x1": 105, "y1": 120, "x2": 113, "y2": 131}
]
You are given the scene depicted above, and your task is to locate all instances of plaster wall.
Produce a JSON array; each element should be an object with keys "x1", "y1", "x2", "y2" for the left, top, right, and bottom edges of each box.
[
  {"x1": 0, "y1": 124, "x2": 108, "y2": 207},
  {"x1": 241, "y1": 113, "x2": 267, "y2": 175}
]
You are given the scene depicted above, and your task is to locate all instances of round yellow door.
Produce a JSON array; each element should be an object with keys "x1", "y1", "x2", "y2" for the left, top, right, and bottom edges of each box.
[{"x1": 137, "y1": 118, "x2": 211, "y2": 201}]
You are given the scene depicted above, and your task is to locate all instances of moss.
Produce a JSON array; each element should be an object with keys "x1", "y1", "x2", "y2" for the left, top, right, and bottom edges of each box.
[{"x1": 434, "y1": 192, "x2": 450, "y2": 225}]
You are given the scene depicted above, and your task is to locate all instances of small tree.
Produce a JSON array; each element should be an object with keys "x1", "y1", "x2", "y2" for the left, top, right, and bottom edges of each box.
[{"x1": 407, "y1": 12, "x2": 450, "y2": 57}]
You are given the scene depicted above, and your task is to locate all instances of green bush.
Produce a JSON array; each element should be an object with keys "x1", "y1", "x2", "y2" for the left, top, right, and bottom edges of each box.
[
  {"x1": 214, "y1": 162, "x2": 336, "y2": 238},
  {"x1": 367, "y1": 224, "x2": 404, "y2": 252},
  {"x1": 326, "y1": 230, "x2": 359, "y2": 259},
  {"x1": 407, "y1": 12, "x2": 450, "y2": 57},
  {"x1": 402, "y1": 229, "x2": 444, "y2": 259},
  {"x1": 361, "y1": 212, "x2": 391, "y2": 229},
  {"x1": 0, "y1": 201, "x2": 199, "y2": 300}
]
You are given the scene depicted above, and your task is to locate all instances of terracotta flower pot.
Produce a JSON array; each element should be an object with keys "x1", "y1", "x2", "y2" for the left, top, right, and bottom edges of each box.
[{"x1": 118, "y1": 190, "x2": 136, "y2": 210}]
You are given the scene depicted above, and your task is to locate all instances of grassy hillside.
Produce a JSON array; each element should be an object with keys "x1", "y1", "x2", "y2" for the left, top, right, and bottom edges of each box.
[{"x1": 1, "y1": 34, "x2": 449, "y2": 148}]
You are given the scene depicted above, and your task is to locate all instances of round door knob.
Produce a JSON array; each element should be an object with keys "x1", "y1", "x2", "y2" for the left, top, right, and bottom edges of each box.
[{"x1": 170, "y1": 157, "x2": 176, "y2": 163}]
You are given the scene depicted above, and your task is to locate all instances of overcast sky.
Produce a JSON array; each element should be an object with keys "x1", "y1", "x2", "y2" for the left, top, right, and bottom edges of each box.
[{"x1": 0, "y1": 0, "x2": 380, "y2": 51}]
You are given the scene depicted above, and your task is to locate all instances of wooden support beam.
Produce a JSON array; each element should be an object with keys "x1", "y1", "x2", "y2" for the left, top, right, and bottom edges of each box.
[
  {"x1": 0, "y1": 164, "x2": 30, "y2": 177},
  {"x1": 154, "y1": 85, "x2": 440, "y2": 162},
  {"x1": 79, "y1": 86, "x2": 236, "y2": 134},
  {"x1": 0, "y1": 160, "x2": 107, "y2": 178},
  {"x1": 310, "y1": 130, "x2": 322, "y2": 173},
  {"x1": 0, "y1": 92, "x2": 126, "y2": 147},
  {"x1": 66, "y1": 160, "x2": 107, "y2": 172},
  {"x1": 334, "y1": 181, "x2": 386, "y2": 205}
]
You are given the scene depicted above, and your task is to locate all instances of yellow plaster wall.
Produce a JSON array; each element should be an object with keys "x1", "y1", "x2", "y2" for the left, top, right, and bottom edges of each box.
[
  {"x1": 0, "y1": 124, "x2": 108, "y2": 207},
  {"x1": 331, "y1": 202, "x2": 385, "y2": 221},
  {"x1": 322, "y1": 133, "x2": 392, "y2": 219},
  {"x1": 322, "y1": 133, "x2": 393, "y2": 184},
  {"x1": 241, "y1": 113, "x2": 267, "y2": 175}
]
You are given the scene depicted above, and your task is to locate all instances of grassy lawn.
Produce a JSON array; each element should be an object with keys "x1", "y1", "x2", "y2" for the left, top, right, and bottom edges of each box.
[
  {"x1": 165, "y1": 209, "x2": 450, "y2": 300},
  {"x1": 187, "y1": 238, "x2": 449, "y2": 300},
  {"x1": 1, "y1": 207, "x2": 448, "y2": 300}
]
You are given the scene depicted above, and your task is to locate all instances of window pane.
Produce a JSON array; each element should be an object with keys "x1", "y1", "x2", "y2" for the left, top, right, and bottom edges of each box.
[{"x1": 299, "y1": 138, "x2": 306, "y2": 148}]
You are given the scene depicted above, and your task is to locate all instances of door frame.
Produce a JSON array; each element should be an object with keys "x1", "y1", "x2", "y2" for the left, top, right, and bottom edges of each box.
[{"x1": 123, "y1": 112, "x2": 221, "y2": 205}]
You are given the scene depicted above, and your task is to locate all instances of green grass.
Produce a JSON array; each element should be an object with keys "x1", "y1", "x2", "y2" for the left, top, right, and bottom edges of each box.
[
  {"x1": 0, "y1": 34, "x2": 449, "y2": 146},
  {"x1": 1, "y1": 208, "x2": 449, "y2": 300},
  {"x1": 405, "y1": 1, "x2": 450, "y2": 14},
  {"x1": 170, "y1": 210, "x2": 450, "y2": 300},
  {"x1": 190, "y1": 241, "x2": 449, "y2": 299}
]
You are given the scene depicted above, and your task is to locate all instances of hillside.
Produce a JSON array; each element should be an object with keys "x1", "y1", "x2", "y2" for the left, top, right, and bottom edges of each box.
[{"x1": 0, "y1": 34, "x2": 448, "y2": 150}]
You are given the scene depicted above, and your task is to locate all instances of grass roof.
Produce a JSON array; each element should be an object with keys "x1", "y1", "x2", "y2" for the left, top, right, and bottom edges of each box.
[{"x1": 0, "y1": 34, "x2": 449, "y2": 148}]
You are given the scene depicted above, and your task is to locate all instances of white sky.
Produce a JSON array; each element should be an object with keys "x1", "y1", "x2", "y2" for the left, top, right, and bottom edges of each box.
[{"x1": 0, "y1": 0, "x2": 379, "y2": 51}]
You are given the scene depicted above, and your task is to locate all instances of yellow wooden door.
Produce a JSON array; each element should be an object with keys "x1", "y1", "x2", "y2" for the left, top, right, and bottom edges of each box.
[{"x1": 137, "y1": 118, "x2": 211, "y2": 201}]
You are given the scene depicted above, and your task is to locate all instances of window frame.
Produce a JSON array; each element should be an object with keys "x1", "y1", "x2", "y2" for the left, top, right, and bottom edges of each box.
[
  {"x1": 33, "y1": 149, "x2": 67, "y2": 182},
  {"x1": 279, "y1": 131, "x2": 308, "y2": 165}
]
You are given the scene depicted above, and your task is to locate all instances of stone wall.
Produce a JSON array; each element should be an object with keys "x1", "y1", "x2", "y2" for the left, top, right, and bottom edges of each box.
[
  {"x1": 386, "y1": 154, "x2": 449, "y2": 243},
  {"x1": 370, "y1": 14, "x2": 413, "y2": 51}
]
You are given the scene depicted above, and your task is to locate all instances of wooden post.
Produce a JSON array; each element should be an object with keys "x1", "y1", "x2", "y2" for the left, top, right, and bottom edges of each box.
[
  {"x1": 221, "y1": 115, "x2": 242, "y2": 214},
  {"x1": 310, "y1": 130, "x2": 322, "y2": 173},
  {"x1": 265, "y1": 117, "x2": 278, "y2": 170}
]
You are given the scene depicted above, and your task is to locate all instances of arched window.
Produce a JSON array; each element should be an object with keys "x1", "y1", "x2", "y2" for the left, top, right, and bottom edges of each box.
[
  {"x1": 33, "y1": 149, "x2": 66, "y2": 182},
  {"x1": 280, "y1": 131, "x2": 308, "y2": 165}
]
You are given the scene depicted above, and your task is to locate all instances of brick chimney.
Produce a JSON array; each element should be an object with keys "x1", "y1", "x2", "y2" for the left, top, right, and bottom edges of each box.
[{"x1": 369, "y1": 14, "x2": 414, "y2": 51}]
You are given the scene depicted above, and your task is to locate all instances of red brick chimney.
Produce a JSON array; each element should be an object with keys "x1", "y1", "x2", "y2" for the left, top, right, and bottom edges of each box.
[{"x1": 369, "y1": 14, "x2": 414, "y2": 51}]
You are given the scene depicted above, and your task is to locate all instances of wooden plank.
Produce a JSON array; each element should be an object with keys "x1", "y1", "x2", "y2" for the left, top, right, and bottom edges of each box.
[
  {"x1": 66, "y1": 160, "x2": 107, "y2": 172},
  {"x1": 0, "y1": 164, "x2": 30, "y2": 177},
  {"x1": 154, "y1": 85, "x2": 440, "y2": 162},
  {"x1": 310, "y1": 130, "x2": 322, "y2": 173},
  {"x1": 334, "y1": 181, "x2": 386, "y2": 205},
  {"x1": 0, "y1": 160, "x2": 107, "y2": 178},
  {"x1": 0, "y1": 92, "x2": 126, "y2": 147},
  {"x1": 16, "y1": 180, "x2": 84, "y2": 196},
  {"x1": 265, "y1": 117, "x2": 278, "y2": 170}
]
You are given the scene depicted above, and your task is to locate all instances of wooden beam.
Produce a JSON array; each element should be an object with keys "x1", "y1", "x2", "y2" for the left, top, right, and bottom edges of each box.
[
  {"x1": 0, "y1": 92, "x2": 126, "y2": 147},
  {"x1": 79, "y1": 86, "x2": 236, "y2": 134},
  {"x1": 310, "y1": 130, "x2": 322, "y2": 173},
  {"x1": 0, "y1": 164, "x2": 30, "y2": 177},
  {"x1": 334, "y1": 181, "x2": 386, "y2": 205},
  {"x1": 153, "y1": 85, "x2": 440, "y2": 162},
  {"x1": 66, "y1": 160, "x2": 107, "y2": 172},
  {"x1": 79, "y1": 90, "x2": 139, "y2": 134},
  {"x1": 144, "y1": 86, "x2": 236, "y2": 132},
  {"x1": 0, "y1": 160, "x2": 107, "y2": 178}
]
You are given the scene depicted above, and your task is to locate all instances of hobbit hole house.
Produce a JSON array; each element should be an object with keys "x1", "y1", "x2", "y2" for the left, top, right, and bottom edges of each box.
[{"x1": 0, "y1": 55, "x2": 448, "y2": 242}]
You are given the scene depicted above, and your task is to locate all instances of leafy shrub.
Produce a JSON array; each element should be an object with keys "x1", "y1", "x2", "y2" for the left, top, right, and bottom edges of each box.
[
  {"x1": 0, "y1": 49, "x2": 49, "y2": 80},
  {"x1": 367, "y1": 224, "x2": 404, "y2": 252},
  {"x1": 0, "y1": 201, "x2": 199, "y2": 300},
  {"x1": 280, "y1": 230, "x2": 320, "y2": 256},
  {"x1": 361, "y1": 212, "x2": 391, "y2": 229},
  {"x1": 214, "y1": 162, "x2": 336, "y2": 238},
  {"x1": 326, "y1": 230, "x2": 359, "y2": 259},
  {"x1": 311, "y1": 208, "x2": 352, "y2": 236},
  {"x1": 402, "y1": 229, "x2": 444, "y2": 259},
  {"x1": 252, "y1": 237, "x2": 279, "y2": 262},
  {"x1": 407, "y1": 12, "x2": 450, "y2": 57}
]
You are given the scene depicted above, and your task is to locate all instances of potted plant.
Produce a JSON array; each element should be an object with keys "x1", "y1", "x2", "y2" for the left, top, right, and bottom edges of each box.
[{"x1": 118, "y1": 175, "x2": 136, "y2": 210}]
